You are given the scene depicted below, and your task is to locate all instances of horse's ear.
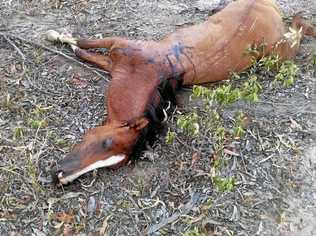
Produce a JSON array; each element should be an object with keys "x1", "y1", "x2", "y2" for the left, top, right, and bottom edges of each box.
[{"x1": 129, "y1": 117, "x2": 149, "y2": 131}]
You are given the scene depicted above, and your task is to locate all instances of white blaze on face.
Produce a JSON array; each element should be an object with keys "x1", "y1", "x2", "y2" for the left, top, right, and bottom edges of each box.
[{"x1": 58, "y1": 154, "x2": 126, "y2": 185}]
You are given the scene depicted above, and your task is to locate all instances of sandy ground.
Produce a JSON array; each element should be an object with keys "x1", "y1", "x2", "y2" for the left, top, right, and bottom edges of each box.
[{"x1": 0, "y1": 0, "x2": 315, "y2": 235}]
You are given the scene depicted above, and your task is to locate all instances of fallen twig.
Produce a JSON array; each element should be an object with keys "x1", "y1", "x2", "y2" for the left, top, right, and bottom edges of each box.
[
  {"x1": 145, "y1": 192, "x2": 204, "y2": 235},
  {"x1": 0, "y1": 32, "x2": 110, "y2": 82},
  {"x1": 2, "y1": 34, "x2": 26, "y2": 60}
]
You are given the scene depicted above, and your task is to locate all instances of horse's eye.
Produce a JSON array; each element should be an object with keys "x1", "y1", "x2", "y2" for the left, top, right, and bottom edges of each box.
[{"x1": 102, "y1": 138, "x2": 113, "y2": 149}]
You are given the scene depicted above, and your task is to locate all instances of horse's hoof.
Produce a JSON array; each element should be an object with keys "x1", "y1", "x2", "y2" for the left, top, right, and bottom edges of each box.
[{"x1": 46, "y1": 30, "x2": 61, "y2": 42}]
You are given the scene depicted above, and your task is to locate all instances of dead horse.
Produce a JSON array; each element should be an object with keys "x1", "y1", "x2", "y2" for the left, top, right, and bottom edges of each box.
[{"x1": 46, "y1": 0, "x2": 315, "y2": 184}]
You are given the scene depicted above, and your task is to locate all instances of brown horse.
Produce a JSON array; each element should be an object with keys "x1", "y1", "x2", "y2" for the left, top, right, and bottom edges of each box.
[{"x1": 47, "y1": 0, "x2": 315, "y2": 184}]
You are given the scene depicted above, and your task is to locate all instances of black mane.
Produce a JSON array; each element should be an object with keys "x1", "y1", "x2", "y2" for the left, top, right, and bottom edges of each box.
[{"x1": 130, "y1": 74, "x2": 184, "y2": 159}]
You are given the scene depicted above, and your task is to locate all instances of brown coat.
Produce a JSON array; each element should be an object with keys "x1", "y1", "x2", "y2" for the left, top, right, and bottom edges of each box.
[{"x1": 47, "y1": 0, "x2": 315, "y2": 184}]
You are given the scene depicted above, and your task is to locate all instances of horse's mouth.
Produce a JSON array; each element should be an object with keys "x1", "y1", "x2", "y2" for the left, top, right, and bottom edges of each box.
[{"x1": 56, "y1": 154, "x2": 126, "y2": 185}]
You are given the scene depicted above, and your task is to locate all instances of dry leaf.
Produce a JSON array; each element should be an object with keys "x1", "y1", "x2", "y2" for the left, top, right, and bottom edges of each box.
[
  {"x1": 63, "y1": 224, "x2": 73, "y2": 236},
  {"x1": 99, "y1": 215, "x2": 112, "y2": 236},
  {"x1": 70, "y1": 74, "x2": 88, "y2": 88},
  {"x1": 241, "y1": 115, "x2": 252, "y2": 127},
  {"x1": 191, "y1": 152, "x2": 200, "y2": 166},
  {"x1": 289, "y1": 118, "x2": 302, "y2": 130},
  {"x1": 54, "y1": 212, "x2": 74, "y2": 224},
  {"x1": 223, "y1": 148, "x2": 240, "y2": 156}
]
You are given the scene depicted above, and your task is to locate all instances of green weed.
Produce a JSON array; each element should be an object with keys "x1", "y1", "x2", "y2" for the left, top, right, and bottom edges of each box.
[
  {"x1": 177, "y1": 112, "x2": 200, "y2": 136},
  {"x1": 274, "y1": 60, "x2": 298, "y2": 87},
  {"x1": 212, "y1": 176, "x2": 235, "y2": 192},
  {"x1": 183, "y1": 227, "x2": 205, "y2": 236},
  {"x1": 165, "y1": 129, "x2": 176, "y2": 144},
  {"x1": 241, "y1": 75, "x2": 262, "y2": 102},
  {"x1": 233, "y1": 111, "x2": 247, "y2": 138},
  {"x1": 13, "y1": 127, "x2": 24, "y2": 139},
  {"x1": 28, "y1": 118, "x2": 48, "y2": 129}
]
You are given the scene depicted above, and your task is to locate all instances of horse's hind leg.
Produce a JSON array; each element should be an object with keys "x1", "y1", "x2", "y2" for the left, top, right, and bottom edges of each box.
[
  {"x1": 291, "y1": 14, "x2": 316, "y2": 38},
  {"x1": 273, "y1": 15, "x2": 315, "y2": 60},
  {"x1": 46, "y1": 30, "x2": 121, "y2": 50}
]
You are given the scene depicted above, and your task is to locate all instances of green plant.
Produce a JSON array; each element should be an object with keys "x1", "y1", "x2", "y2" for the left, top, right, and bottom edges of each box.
[
  {"x1": 183, "y1": 227, "x2": 205, "y2": 236},
  {"x1": 192, "y1": 85, "x2": 212, "y2": 100},
  {"x1": 165, "y1": 129, "x2": 175, "y2": 144},
  {"x1": 241, "y1": 75, "x2": 262, "y2": 102},
  {"x1": 244, "y1": 42, "x2": 267, "y2": 63},
  {"x1": 213, "y1": 84, "x2": 241, "y2": 106},
  {"x1": 213, "y1": 127, "x2": 226, "y2": 155},
  {"x1": 312, "y1": 49, "x2": 316, "y2": 66},
  {"x1": 212, "y1": 176, "x2": 235, "y2": 192},
  {"x1": 13, "y1": 127, "x2": 24, "y2": 139},
  {"x1": 205, "y1": 110, "x2": 223, "y2": 130},
  {"x1": 26, "y1": 155, "x2": 43, "y2": 193},
  {"x1": 230, "y1": 72, "x2": 241, "y2": 80},
  {"x1": 201, "y1": 198, "x2": 213, "y2": 211},
  {"x1": 210, "y1": 110, "x2": 220, "y2": 121},
  {"x1": 233, "y1": 111, "x2": 247, "y2": 138},
  {"x1": 177, "y1": 112, "x2": 200, "y2": 136},
  {"x1": 233, "y1": 125, "x2": 245, "y2": 138},
  {"x1": 274, "y1": 60, "x2": 298, "y2": 87},
  {"x1": 192, "y1": 84, "x2": 241, "y2": 106},
  {"x1": 32, "y1": 105, "x2": 52, "y2": 115},
  {"x1": 56, "y1": 138, "x2": 66, "y2": 146},
  {"x1": 3, "y1": 94, "x2": 14, "y2": 109},
  {"x1": 259, "y1": 53, "x2": 281, "y2": 72},
  {"x1": 215, "y1": 127, "x2": 226, "y2": 141},
  {"x1": 28, "y1": 118, "x2": 48, "y2": 129}
]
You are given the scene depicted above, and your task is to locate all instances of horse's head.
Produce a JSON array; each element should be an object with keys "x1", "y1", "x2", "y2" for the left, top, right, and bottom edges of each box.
[
  {"x1": 53, "y1": 41, "x2": 181, "y2": 185},
  {"x1": 54, "y1": 118, "x2": 149, "y2": 184}
]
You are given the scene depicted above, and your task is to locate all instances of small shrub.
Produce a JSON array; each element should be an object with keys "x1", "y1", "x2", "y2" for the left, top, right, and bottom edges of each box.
[
  {"x1": 212, "y1": 176, "x2": 235, "y2": 192},
  {"x1": 177, "y1": 112, "x2": 200, "y2": 136},
  {"x1": 13, "y1": 127, "x2": 24, "y2": 139},
  {"x1": 213, "y1": 84, "x2": 241, "y2": 106},
  {"x1": 259, "y1": 54, "x2": 281, "y2": 72},
  {"x1": 192, "y1": 85, "x2": 212, "y2": 100},
  {"x1": 274, "y1": 60, "x2": 298, "y2": 87},
  {"x1": 241, "y1": 75, "x2": 262, "y2": 102},
  {"x1": 28, "y1": 119, "x2": 48, "y2": 129},
  {"x1": 212, "y1": 127, "x2": 227, "y2": 155},
  {"x1": 56, "y1": 138, "x2": 67, "y2": 146},
  {"x1": 233, "y1": 111, "x2": 247, "y2": 138}
]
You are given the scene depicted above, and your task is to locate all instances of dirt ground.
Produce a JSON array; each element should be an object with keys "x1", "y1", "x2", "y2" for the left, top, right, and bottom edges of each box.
[{"x1": 0, "y1": 0, "x2": 315, "y2": 235}]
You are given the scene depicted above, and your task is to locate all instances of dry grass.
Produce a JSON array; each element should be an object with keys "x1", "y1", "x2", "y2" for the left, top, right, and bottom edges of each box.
[{"x1": 1, "y1": 0, "x2": 315, "y2": 235}]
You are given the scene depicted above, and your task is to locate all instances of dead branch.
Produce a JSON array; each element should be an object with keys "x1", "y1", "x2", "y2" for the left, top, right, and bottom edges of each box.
[
  {"x1": 0, "y1": 32, "x2": 110, "y2": 82},
  {"x1": 2, "y1": 34, "x2": 26, "y2": 60},
  {"x1": 145, "y1": 192, "x2": 204, "y2": 235}
]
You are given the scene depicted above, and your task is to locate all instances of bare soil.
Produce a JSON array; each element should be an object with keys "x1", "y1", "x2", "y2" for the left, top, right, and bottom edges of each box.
[{"x1": 0, "y1": 0, "x2": 315, "y2": 235}]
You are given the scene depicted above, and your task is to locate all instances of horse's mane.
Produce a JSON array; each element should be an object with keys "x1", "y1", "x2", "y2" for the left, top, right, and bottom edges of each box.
[{"x1": 130, "y1": 73, "x2": 184, "y2": 159}]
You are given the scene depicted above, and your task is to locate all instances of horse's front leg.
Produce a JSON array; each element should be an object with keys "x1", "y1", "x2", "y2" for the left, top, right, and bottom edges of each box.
[
  {"x1": 46, "y1": 30, "x2": 126, "y2": 49},
  {"x1": 46, "y1": 30, "x2": 117, "y2": 72}
]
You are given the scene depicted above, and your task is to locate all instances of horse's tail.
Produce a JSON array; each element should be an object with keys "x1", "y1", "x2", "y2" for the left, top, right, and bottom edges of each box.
[{"x1": 291, "y1": 14, "x2": 316, "y2": 39}]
